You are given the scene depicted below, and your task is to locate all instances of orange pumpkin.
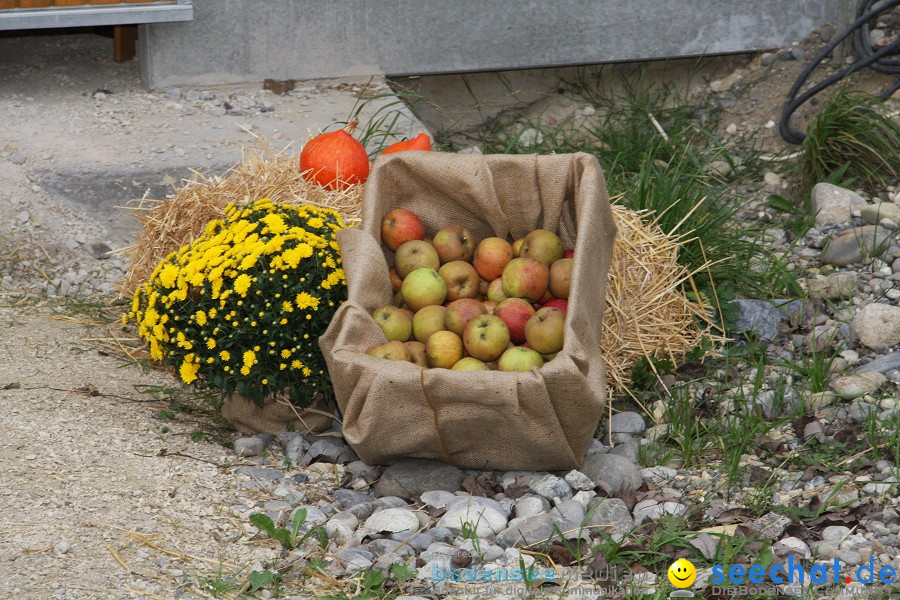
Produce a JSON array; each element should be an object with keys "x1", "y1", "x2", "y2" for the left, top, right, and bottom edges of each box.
[
  {"x1": 382, "y1": 132, "x2": 432, "y2": 155},
  {"x1": 300, "y1": 118, "x2": 370, "y2": 190}
]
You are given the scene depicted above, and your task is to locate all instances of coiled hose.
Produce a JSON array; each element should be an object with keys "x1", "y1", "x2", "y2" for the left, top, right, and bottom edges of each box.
[{"x1": 779, "y1": 0, "x2": 900, "y2": 144}]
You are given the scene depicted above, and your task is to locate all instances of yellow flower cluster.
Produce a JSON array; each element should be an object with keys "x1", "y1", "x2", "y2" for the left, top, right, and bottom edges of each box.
[{"x1": 125, "y1": 199, "x2": 347, "y2": 407}]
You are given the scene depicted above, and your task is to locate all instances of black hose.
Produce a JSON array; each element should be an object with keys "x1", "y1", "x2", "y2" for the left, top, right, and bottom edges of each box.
[{"x1": 778, "y1": 0, "x2": 900, "y2": 145}]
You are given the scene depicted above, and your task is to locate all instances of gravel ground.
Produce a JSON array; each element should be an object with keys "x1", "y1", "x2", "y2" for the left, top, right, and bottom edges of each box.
[{"x1": 2, "y1": 21, "x2": 900, "y2": 600}]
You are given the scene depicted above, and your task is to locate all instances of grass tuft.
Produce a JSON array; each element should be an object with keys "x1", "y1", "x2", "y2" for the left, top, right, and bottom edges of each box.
[{"x1": 798, "y1": 88, "x2": 900, "y2": 193}]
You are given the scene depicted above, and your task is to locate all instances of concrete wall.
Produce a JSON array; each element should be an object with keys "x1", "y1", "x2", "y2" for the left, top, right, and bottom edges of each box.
[{"x1": 140, "y1": 0, "x2": 854, "y2": 89}]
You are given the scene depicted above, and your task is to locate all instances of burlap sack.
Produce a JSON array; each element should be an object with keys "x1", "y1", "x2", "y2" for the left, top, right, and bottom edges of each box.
[
  {"x1": 319, "y1": 152, "x2": 616, "y2": 471},
  {"x1": 221, "y1": 392, "x2": 338, "y2": 435}
]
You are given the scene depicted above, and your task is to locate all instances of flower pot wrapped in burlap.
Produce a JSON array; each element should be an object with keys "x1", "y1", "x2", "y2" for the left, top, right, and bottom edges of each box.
[
  {"x1": 221, "y1": 392, "x2": 338, "y2": 435},
  {"x1": 319, "y1": 152, "x2": 616, "y2": 471}
]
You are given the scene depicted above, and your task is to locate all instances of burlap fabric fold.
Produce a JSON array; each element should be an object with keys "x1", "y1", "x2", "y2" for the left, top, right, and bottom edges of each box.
[{"x1": 319, "y1": 152, "x2": 617, "y2": 470}]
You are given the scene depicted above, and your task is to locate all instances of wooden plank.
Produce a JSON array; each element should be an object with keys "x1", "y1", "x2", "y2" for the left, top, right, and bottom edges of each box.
[
  {"x1": 0, "y1": 0, "x2": 19, "y2": 9},
  {"x1": 18, "y1": 1, "x2": 54, "y2": 7},
  {"x1": 114, "y1": 23, "x2": 137, "y2": 62}
]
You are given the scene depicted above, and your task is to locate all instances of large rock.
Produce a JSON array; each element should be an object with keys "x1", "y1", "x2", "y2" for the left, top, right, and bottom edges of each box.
[
  {"x1": 363, "y1": 508, "x2": 420, "y2": 538},
  {"x1": 609, "y1": 411, "x2": 646, "y2": 434},
  {"x1": 495, "y1": 513, "x2": 566, "y2": 548},
  {"x1": 437, "y1": 496, "x2": 508, "y2": 537},
  {"x1": 811, "y1": 183, "x2": 867, "y2": 228},
  {"x1": 584, "y1": 498, "x2": 635, "y2": 540},
  {"x1": 829, "y1": 372, "x2": 887, "y2": 398},
  {"x1": 855, "y1": 351, "x2": 900, "y2": 374},
  {"x1": 821, "y1": 226, "x2": 892, "y2": 267},
  {"x1": 860, "y1": 202, "x2": 900, "y2": 225},
  {"x1": 852, "y1": 304, "x2": 900, "y2": 351},
  {"x1": 806, "y1": 272, "x2": 858, "y2": 300},
  {"x1": 580, "y1": 453, "x2": 642, "y2": 497},
  {"x1": 373, "y1": 459, "x2": 464, "y2": 500},
  {"x1": 732, "y1": 299, "x2": 803, "y2": 342}
]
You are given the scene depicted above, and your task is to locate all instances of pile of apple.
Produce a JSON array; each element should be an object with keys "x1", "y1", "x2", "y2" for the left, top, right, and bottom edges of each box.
[{"x1": 366, "y1": 208, "x2": 573, "y2": 372}]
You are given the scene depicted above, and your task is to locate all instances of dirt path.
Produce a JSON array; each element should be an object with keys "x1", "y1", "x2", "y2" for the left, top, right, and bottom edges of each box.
[{"x1": 0, "y1": 307, "x2": 272, "y2": 599}]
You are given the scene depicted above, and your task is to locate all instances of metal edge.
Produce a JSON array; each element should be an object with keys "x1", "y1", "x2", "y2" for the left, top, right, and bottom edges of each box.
[{"x1": 0, "y1": 3, "x2": 193, "y2": 31}]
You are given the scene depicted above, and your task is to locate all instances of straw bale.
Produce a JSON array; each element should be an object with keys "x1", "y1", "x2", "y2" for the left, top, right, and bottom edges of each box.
[{"x1": 118, "y1": 143, "x2": 714, "y2": 394}]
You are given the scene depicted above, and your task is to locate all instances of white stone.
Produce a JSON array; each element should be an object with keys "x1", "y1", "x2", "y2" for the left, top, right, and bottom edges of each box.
[
  {"x1": 363, "y1": 508, "x2": 420, "y2": 537},
  {"x1": 437, "y1": 498, "x2": 508, "y2": 537},
  {"x1": 811, "y1": 183, "x2": 868, "y2": 228},
  {"x1": 852, "y1": 304, "x2": 900, "y2": 351}
]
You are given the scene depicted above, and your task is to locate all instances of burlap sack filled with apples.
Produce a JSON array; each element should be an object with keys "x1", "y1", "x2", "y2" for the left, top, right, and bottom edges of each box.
[{"x1": 319, "y1": 152, "x2": 616, "y2": 471}]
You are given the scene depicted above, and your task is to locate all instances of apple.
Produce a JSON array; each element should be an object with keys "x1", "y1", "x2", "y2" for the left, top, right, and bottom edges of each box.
[
  {"x1": 520, "y1": 229, "x2": 563, "y2": 266},
  {"x1": 438, "y1": 260, "x2": 480, "y2": 301},
  {"x1": 479, "y1": 279, "x2": 490, "y2": 297},
  {"x1": 563, "y1": 249, "x2": 574, "y2": 259},
  {"x1": 401, "y1": 267, "x2": 447, "y2": 311},
  {"x1": 444, "y1": 298, "x2": 488, "y2": 337},
  {"x1": 389, "y1": 267, "x2": 403, "y2": 293},
  {"x1": 482, "y1": 300, "x2": 498, "y2": 314},
  {"x1": 494, "y1": 297, "x2": 536, "y2": 344},
  {"x1": 395, "y1": 240, "x2": 440, "y2": 279},
  {"x1": 405, "y1": 341, "x2": 428, "y2": 367},
  {"x1": 366, "y1": 340, "x2": 410, "y2": 361},
  {"x1": 512, "y1": 238, "x2": 525, "y2": 257},
  {"x1": 498, "y1": 346, "x2": 544, "y2": 372},
  {"x1": 501, "y1": 257, "x2": 549, "y2": 303},
  {"x1": 426, "y1": 330, "x2": 464, "y2": 369},
  {"x1": 381, "y1": 208, "x2": 425, "y2": 252},
  {"x1": 538, "y1": 289, "x2": 554, "y2": 305},
  {"x1": 541, "y1": 352, "x2": 558, "y2": 362},
  {"x1": 463, "y1": 314, "x2": 510, "y2": 362},
  {"x1": 487, "y1": 278, "x2": 507, "y2": 303},
  {"x1": 544, "y1": 298, "x2": 568, "y2": 313},
  {"x1": 432, "y1": 224, "x2": 476, "y2": 264},
  {"x1": 372, "y1": 306, "x2": 412, "y2": 341},
  {"x1": 473, "y1": 237, "x2": 514, "y2": 281},
  {"x1": 549, "y1": 258, "x2": 572, "y2": 299},
  {"x1": 452, "y1": 357, "x2": 490, "y2": 371},
  {"x1": 412, "y1": 304, "x2": 446, "y2": 343},
  {"x1": 525, "y1": 306, "x2": 565, "y2": 354}
]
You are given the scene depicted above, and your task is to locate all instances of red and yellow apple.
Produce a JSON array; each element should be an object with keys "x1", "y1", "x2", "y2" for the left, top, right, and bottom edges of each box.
[
  {"x1": 501, "y1": 257, "x2": 549, "y2": 303},
  {"x1": 432, "y1": 224, "x2": 475, "y2": 264},
  {"x1": 524, "y1": 306, "x2": 565, "y2": 354},
  {"x1": 381, "y1": 208, "x2": 425, "y2": 252},
  {"x1": 405, "y1": 341, "x2": 428, "y2": 367},
  {"x1": 412, "y1": 304, "x2": 446, "y2": 343},
  {"x1": 444, "y1": 298, "x2": 488, "y2": 337},
  {"x1": 395, "y1": 240, "x2": 440, "y2": 279},
  {"x1": 372, "y1": 305, "x2": 413, "y2": 342},
  {"x1": 473, "y1": 237, "x2": 514, "y2": 281},
  {"x1": 463, "y1": 314, "x2": 510, "y2": 362},
  {"x1": 425, "y1": 330, "x2": 464, "y2": 369},
  {"x1": 438, "y1": 260, "x2": 480, "y2": 301},
  {"x1": 452, "y1": 357, "x2": 490, "y2": 371},
  {"x1": 549, "y1": 258, "x2": 572, "y2": 299},
  {"x1": 494, "y1": 297, "x2": 536, "y2": 345},
  {"x1": 497, "y1": 346, "x2": 544, "y2": 372},
  {"x1": 520, "y1": 229, "x2": 563, "y2": 266},
  {"x1": 487, "y1": 278, "x2": 507, "y2": 303},
  {"x1": 367, "y1": 340, "x2": 411, "y2": 361}
]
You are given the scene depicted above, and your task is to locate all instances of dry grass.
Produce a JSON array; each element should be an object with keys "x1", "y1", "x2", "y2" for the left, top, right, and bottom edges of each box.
[
  {"x1": 117, "y1": 141, "x2": 714, "y2": 394},
  {"x1": 116, "y1": 139, "x2": 364, "y2": 297},
  {"x1": 603, "y1": 204, "x2": 718, "y2": 393}
]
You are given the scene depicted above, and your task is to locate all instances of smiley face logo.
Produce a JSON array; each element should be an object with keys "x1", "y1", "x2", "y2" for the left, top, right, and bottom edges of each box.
[{"x1": 667, "y1": 558, "x2": 696, "y2": 588}]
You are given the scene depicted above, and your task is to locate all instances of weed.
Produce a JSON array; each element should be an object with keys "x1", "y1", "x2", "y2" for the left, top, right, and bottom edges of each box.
[
  {"x1": 777, "y1": 337, "x2": 844, "y2": 395},
  {"x1": 248, "y1": 569, "x2": 282, "y2": 594},
  {"x1": 798, "y1": 88, "x2": 900, "y2": 193},
  {"x1": 249, "y1": 508, "x2": 328, "y2": 552}
]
